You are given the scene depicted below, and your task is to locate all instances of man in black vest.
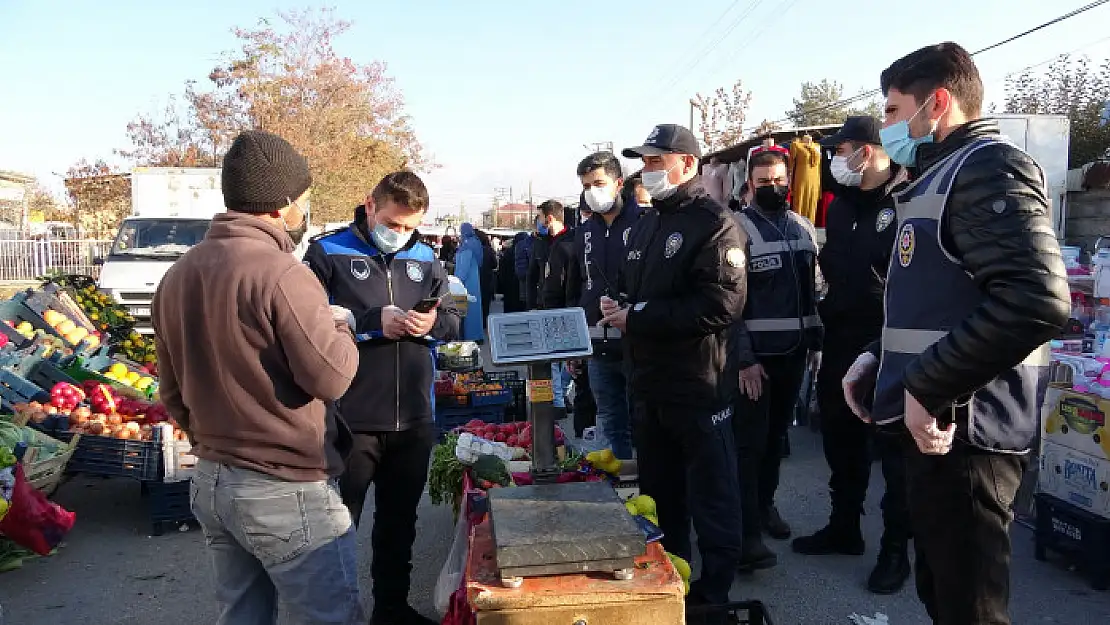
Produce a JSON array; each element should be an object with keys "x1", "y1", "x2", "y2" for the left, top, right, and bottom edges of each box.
[
  {"x1": 791, "y1": 116, "x2": 911, "y2": 595},
  {"x1": 730, "y1": 148, "x2": 823, "y2": 570},
  {"x1": 843, "y1": 43, "x2": 1070, "y2": 624}
]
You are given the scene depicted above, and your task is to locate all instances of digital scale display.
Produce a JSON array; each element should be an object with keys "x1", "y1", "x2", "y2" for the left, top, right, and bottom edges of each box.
[{"x1": 488, "y1": 308, "x2": 594, "y2": 365}]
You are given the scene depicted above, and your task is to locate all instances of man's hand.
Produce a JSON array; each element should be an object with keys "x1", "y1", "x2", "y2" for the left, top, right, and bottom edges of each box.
[
  {"x1": 739, "y1": 364, "x2": 768, "y2": 401},
  {"x1": 906, "y1": 391, "x2": 956, "y2": 455},
  {"x1": 842, "y1": 352, "x2": 879, "y2": 422},
  {"x1": 566, "y1": 359, "x2": 581, "y2": 376},
  {"x1": 382, "y1": 305, "x2": 407, "y2": 340},
  {"x1": 405, "y1": 307, "x2": 438, "y2": 337},
  {"x1": 599, "y1": 295, "x2": 629, "y2": 332},
  {"x1": 329, "y1": 305, "x2": 356, "y2": 331}
]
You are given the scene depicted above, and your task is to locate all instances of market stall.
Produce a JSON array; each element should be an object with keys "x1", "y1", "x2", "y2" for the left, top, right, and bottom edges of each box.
[{"x1": 0, "y1": 275, "x2": 195, "y2": 570}]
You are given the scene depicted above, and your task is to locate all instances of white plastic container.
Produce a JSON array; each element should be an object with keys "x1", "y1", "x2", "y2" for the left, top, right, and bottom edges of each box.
[{"x1": 454, "y1": 432, "x2": 513, "y2": 465}]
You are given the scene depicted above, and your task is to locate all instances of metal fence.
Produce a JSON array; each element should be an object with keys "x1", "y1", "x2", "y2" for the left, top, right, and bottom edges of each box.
[{"x1": 0, "y1": 239, "x2": 113, "y2": 281}]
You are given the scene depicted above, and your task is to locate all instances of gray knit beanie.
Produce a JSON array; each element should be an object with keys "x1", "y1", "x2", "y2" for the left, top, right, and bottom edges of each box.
[{"x1": 221, "y1": 130, "x2": 312, "y2": 213}]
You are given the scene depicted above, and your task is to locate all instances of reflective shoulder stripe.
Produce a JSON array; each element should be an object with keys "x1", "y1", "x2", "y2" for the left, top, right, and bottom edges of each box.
[
  {"x1": 745, "y1": 315, "x2": 823, "y2": 332},
  {"x1": 736, "y1": 213, "x2": 765, "y2": 245},
  {"x1": 883, "y1": 327, "x2": 1051, "y2": 367},
  {"x1": 749, "y1": 238, "x2": 817, "y2": 257}
]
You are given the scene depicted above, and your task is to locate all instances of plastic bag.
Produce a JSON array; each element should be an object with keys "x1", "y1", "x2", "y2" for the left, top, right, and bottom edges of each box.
[
  {"x1": 434, "y1": 507, "x2": 471, "y2": 617},
  {"x1": 0, "y1": 463, "x2": 76, "y2": 555}
]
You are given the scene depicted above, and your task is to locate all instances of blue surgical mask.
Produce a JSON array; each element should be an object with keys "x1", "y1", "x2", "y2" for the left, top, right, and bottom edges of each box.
[
  {"x1": 537, "y1": 221, "x2": 550, "y2": 236},
  {"x1": 879, "y1": 96, "x2": 941, "y2": 167},
  {"x1": 371, "y1": 224, "x2": 411, "y2": 254}
]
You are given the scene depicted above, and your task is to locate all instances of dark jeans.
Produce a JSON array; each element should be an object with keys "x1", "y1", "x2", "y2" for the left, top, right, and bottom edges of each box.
[
  {"x1": 572, "y1": 362, "x2": 597, "y2": 437},
  {"x1": 817, "y1": 327, "x2": 910, "y2": 542},
  {"x1": 338, "y1": 424, "x2": 435, "y2": 609},
  {"x1": 588, "y1": 357, "x2": 633, "y2": 459},
  {"x1": 733, "y1": 350, "x2": 808, "y2": 536},
  {"x1": 905, "y1": 436, "x2": 1027, "y2": 625},
  {"x1": 633, "y1": 400, "x2": 743, "y2": 604}
]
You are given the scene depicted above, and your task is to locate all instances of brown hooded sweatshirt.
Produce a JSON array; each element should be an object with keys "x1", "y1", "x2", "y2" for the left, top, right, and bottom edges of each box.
[{"x1": 152, "y1": 212, "x2": 358, "y2": 482}]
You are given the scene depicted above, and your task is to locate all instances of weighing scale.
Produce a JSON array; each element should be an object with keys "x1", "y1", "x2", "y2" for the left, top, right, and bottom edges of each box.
[{"x1": 487, "y1": 308, "x2": 647, "y2": 586}]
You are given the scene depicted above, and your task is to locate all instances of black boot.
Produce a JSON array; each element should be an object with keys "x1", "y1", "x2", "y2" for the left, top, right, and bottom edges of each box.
[
  {"x1": 867, "y1": 541, "x2": 911, "y2": 594},
  {"x1": 791, "y1": 515, "x2": 865, "y2": 556},
  {"x1": 761, "y1": 505, "x2": 792, "y2": 540},
  {"x1": 737, "y1": 536, "x2": 778, "y2": 572}
]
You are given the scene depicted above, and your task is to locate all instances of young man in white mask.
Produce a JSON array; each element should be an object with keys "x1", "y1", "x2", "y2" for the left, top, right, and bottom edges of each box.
[
  {"x1": 603, "y1": 125, "x2": 747, "y2": 617},
  {"x1": 304, "y1": 171, "x2": 461, "y2": 625},
  {"x1": 792, "y1": 117, "x2": 911, "y2": 595},
  {"x1": 565, "y1": 151, "x2": 642, "y2": 459}
]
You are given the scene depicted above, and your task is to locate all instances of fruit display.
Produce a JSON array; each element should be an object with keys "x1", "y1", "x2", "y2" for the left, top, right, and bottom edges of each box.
[
  {"x1": 624, "y1": 494, "x2": 658, "y2": 526},
  {"x1": 41, "y1": 309, "x2": 99, "y2": 349},
  {"x1": 665, "y1": 551, "x2": 691, "y2": 596},
  {"x1": 13, "y1": 379, "x2": 184, "y2": 443},
  {"x1": 586, "y1": 448, "x2": 622, "y2": 475},
  {"x1": 41, "y1": 276, "x2": 156, "y2": 368},
  {"x1": 433, "y1": 372, "x2": 506, "y2": 397},
  {"x1": 101, "y1": 362, "x2": 156, "y2": 392},
  {"x1": 451, "y1": 419, "x2": 566, "y2": 457}
]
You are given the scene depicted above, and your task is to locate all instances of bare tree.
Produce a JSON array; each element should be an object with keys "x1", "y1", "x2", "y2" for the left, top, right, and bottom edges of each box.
[{"x1": 693, "y1": 79, "x2": 753, "y2": 152}]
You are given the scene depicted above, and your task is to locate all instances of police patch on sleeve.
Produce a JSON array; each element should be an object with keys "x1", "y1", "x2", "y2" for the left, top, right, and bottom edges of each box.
[
  {"x1": 664, "y1": 232, "x2": 683, "y2": 258},
  {"x1": 876, "y1": 208, "x2": 895, "y2": 232},
  {"x1": 351, "y1": 258, "x2": 371, "y2": 281},
  {"x1": 406, "y1": 261, "x2": 424, "y2": 283},
  {"x1": 726, "y1": 247, "x2": 745, "y2": 268}
]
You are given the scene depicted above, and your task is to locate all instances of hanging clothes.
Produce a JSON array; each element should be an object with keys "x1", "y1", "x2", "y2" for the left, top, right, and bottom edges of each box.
[
  {"x1": 789, "y1": 137, "x2": 821, "y2": 223},
  {"x1": 728, "y1": 159, "x2": 747, "y2": 206},
  {"x1": 454, "y1": 223, "x2": 485, "y2": 341},
  {"x1": 703, "y1": 161, "x2": 730, "y2": 206}
]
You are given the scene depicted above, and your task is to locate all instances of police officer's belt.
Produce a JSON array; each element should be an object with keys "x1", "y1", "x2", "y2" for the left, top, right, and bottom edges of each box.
[
  {"x1": 745, "y1": 315, "x2": 823, "y2": 332},
  {"x1": 881, "y1": 327, "x2": 1050, "y2": 366}
]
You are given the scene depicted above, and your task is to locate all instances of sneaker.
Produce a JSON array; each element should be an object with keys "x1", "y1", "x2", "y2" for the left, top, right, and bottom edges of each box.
[
  {"x1": 761, "y1": 506, "x2": 792, "y2": 540},
  {"x1": 370, "y1": 604, "x2": 438, "y2": 625},
  {"x1": 737, "y1": 539, "x2": 778, "y2": 572},
  {"x1": 867, "y1": 543, "x2": 911, "y2": 595},
  {"x1": 792, "y1": 522, "x2": 866, "y2": 556}
]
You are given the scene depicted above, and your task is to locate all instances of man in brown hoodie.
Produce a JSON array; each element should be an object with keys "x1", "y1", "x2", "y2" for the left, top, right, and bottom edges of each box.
[{"x1": 152, "y1": 130, "x2": 364, "y2": 625}]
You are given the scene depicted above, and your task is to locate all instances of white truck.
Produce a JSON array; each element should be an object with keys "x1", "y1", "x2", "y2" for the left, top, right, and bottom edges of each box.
[{"x1": 96, "y1": 167, "x2": 225, "y2": 334}]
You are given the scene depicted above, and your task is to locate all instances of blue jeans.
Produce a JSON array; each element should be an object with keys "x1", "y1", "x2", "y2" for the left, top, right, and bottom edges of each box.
[
  {"x1": 190, "y1": 459, "x2": 366, "y2": 625},
  {"x1": 588, "y1": 358, "x2": 633, "y2": 459},
  {"x1": 551, "y1": 362, "x2": 568, "y2": 409}
]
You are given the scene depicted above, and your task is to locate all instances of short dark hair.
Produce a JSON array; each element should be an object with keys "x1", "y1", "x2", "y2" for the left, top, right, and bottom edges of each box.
[
  {"x1": 576, "y1": 151, "x2": 623, "y2": 181},
  {"x1": 371, "y1": 171, "x2": 429, "y2": 212},
  {"x1": 748, "y1": 151, "x2": 789, "y2": 177},
  {"x1": 537, "y1": 200, "x2": 563, "y2": 218},
  {"x1": 880, "y1": 42, "x2": 983, "y2": 118}
]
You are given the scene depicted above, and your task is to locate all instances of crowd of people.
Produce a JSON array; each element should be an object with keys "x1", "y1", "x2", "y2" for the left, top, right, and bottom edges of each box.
[{"x1": 149, "y1": 41, "x2": 1070, "y2": 625}]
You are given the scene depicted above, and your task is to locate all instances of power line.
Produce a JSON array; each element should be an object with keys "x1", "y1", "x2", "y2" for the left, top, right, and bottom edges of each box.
[
  {"x1": 655, "y1": 0, "x2": 767, "y2": 98},
  {"x1": 744, "y1": 0, "x2": 1110, "y2": 132}
]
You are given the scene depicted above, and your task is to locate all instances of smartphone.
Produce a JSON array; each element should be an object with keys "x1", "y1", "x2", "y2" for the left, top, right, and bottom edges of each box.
[{"x1": 412, "y1": 296, "x2": 441, "y2": 313}]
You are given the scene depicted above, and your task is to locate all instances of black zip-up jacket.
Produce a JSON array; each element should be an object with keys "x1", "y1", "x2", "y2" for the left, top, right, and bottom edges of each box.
[
  {"x1": 539, "y1": 228, "x2": 579, "y2": 311},
  {"x1": 619, "y1": 177, "x2": 748, "y2": 409},
  {"x1": 305, "y1": 223, "x2": 461, "y2": 432},
  {"x1": 866, "y1": 119, "x2": 1070, "y2": 416},
  {"x1": 573, "y1": 197, "x2": 643, "y2": 359},
  {"x1": 818, "y1": 167, "x2": 904, "y2": 332},
  {"x1": 525, "y1": 233, "x2": 553, "y2": 310}
]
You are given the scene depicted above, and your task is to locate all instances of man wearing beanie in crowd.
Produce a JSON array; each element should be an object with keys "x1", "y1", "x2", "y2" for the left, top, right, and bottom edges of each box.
[{"x1": 152, "y1": 130, "x2": 365, "y2": 625}]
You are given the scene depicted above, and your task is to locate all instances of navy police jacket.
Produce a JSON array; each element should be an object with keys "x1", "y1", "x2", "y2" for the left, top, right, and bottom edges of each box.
[{"x1": 304, "y1": 224, "x2": 460, "y2": 433}]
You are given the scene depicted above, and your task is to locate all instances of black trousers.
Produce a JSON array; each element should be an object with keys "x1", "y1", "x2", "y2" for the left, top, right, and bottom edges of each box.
[
  {"x1": 817, "y1": 326, "x2": 910, "y2": 543},
  {"x1": 905, "y1": 436, "x2": 1027, "y2": 625},
  {"x1": 633, "y1": 400, "x2": 743, "y2": 604},
  {"x1": 733, "y1": 350, "x2": 808, "y2": 537},
  {"x1": 572, "y1": 361, "x2": 597, "y2": 436},
  {"x1": 338, "y1": 424, "x2": 435, "y2": 608}
]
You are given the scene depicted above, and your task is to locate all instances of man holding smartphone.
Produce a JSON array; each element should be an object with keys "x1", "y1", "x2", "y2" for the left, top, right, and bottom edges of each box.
[{"x1": 304, "y1": 172, "x2": 460, "y2": 625}]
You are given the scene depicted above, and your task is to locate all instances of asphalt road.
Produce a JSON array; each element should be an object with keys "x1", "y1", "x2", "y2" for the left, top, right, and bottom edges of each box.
[{"x1": 2, "y1": 425, "x2": 1108, "y2": 625}]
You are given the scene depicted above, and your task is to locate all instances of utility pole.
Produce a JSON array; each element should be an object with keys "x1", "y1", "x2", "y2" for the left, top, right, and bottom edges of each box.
[{"x1": 528, "y1": 180, "x2": 533, "y2": 206}]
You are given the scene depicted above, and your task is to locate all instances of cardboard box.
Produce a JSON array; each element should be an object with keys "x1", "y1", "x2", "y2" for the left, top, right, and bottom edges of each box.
[
  {"x1": 1039, "y1": 440, "x2": 1110, "y2": 519},
  {"x1": 1042, "y1": 385, "x2": 1110, "y2": 461}
]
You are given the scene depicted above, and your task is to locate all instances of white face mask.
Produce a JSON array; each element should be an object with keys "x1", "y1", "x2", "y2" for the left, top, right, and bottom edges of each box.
[
  {"x1": 642, "y1": 164, "x2": 679, "y2": 200},
  {"x1": 371, "y1": 223, "x2": 411, "y2": 254},
  {"x1": 583, "y1": 185, "x2": 617, "y2": 213},
  {"x1": 830, "y1": 148, "x2": 865, "y2": 187}
]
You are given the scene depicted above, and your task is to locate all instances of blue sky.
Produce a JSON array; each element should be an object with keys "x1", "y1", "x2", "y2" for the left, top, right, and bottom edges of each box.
[{"x1": 2, "y1": 0, "x2": 1109, "y2": 219}]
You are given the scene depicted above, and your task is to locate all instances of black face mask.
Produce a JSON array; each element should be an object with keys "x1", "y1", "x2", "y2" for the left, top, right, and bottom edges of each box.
[
  {"x1": 754, "y1": 184, "x2": 789, "y2": 212},
  {"x1": 286, "y1": 213, "x2": 308, "y2": 246}
]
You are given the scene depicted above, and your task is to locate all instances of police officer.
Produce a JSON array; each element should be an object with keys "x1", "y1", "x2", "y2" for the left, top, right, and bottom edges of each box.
[
  {"x1": 843, "y1": 43, "x2": 1069, "y2": 624},
  {"x1": 790, "y1": 116, "x2": 912, "y2": 595},
  {"x1": 601, "y1": 124, "x2": 746, "y2": 613},
  {"x1": 568, "y1": 151, "x2": 642, "y2": 459},
  {"x1": 305, "y1": 172, "x2": 460, "y2": 625},
  {"x1": 730, "y1": 148, "x2": 822, "y2": 570}
]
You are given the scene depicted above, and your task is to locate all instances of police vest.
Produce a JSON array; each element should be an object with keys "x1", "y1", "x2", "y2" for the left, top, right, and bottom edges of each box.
[
  {"x1": 735, "y1": 208, "x2": 822, "y2": 356},
  {"x1": 872, "y1": 137, "x2": 1050, "y2": 453}
]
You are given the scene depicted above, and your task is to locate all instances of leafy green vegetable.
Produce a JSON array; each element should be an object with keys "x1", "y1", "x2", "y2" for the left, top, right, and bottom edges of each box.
[{"x1": 428, "y1": 433, "x2": 465, "y2": 515}]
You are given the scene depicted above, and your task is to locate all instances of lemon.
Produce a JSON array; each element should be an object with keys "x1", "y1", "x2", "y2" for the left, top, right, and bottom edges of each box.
[
  {"x1": 683, "y1": 580, "x2": 690, "y2": 596},
  {"x1": 668, "y1": 553, "x2": 691, "y2": 580},
  {"x1": 643, "y1": 514, "x2": 659, "y2": 526},
  {"x1": 631, "y1": 495, "x2": 657, "y2": 517},
  {"x1": 625, "y1": 501, "x2": 639, "y2": 516},
  {"x1": 136, "y1": 377, "x2": 154, "y2": 391},
  {"x1": 109, "y1": 363, "x2": 128, "y2": 377}
]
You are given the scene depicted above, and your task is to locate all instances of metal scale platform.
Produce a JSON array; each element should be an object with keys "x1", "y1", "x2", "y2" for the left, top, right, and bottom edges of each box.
[{"x1": 486, "y1": 308, "x2": 647, "y2": 586}]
